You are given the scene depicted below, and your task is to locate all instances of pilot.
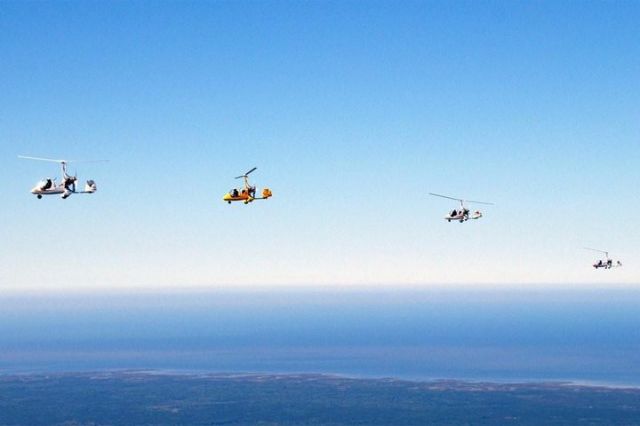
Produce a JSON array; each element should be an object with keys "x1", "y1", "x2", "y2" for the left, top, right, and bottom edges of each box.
[
  {"x1": 607, "y1": 259, "x2": 612, "y2": 268},
  {"x1": 232, "y1": 189, "x2": 239, "y2": 197},
  {"x1": 597, "y1": 260, "x2": 603, "y2": 267},
  {"x1": 43, "y1": 179, "x2": 52, "y2": 190},
  {"x1": 451, "y1": 209, "x2": 457, "y2": 217}
]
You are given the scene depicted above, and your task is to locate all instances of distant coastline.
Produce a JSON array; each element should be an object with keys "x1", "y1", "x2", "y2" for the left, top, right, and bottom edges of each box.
[
  {"x1": 3, "y1": 289, "x2": 640, "y2": 389},
  {"x1": 2, "y1": 369, "x2": 639, "y2": 390}
]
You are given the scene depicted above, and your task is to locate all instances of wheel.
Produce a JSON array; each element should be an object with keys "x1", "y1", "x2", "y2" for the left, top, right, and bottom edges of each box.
[
  {"x1": 227, "y1": 201, "x2": 231, "y2": 204},
  {"x1": 37, "y1": 194, "x2": 42, "y2": 199},
  {"x1": 459, "y1": 219, "x2": 464, "y2": 223}
]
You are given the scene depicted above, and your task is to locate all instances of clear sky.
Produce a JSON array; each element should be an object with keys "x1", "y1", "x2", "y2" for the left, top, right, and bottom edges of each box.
[{"x1": 1, "y1": 1, "x2": 638, "y2": 290}]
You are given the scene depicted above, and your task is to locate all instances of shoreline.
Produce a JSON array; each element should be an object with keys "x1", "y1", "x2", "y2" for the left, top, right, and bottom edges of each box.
[{"x1": 2, "y1": 368, "x2": 639, "y2": 390}]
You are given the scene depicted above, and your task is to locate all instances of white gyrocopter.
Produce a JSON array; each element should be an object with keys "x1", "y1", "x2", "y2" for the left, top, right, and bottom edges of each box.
[
  {"x1": 19, "y1": 155, "x2": 107, "y2": 199},
  {"x1": 584, "y1": 247, "x2": 622, "y2": 270},
  {"x1": 429, "y1": 193, "x2": 494, "y2": 222}
]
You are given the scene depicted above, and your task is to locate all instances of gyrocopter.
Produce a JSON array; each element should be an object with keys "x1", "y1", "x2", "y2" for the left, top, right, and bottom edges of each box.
[
  {"x1": 584, "y1": 247, "x2": 622, "y2": 269},
  {"x1": 223, "y1": 167, "x2": 272, "y2": 204},
  {"x1": 19, "y1": 155, "x2": 106, "y2": 199},
  {"x1": 429, "y1": 193, "x2": 494, "y2": 222}
]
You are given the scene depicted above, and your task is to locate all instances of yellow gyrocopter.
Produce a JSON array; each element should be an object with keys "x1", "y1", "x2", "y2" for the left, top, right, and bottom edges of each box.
[{"x1": 223, "y1": 167, "x2": 273, "y2": 204}]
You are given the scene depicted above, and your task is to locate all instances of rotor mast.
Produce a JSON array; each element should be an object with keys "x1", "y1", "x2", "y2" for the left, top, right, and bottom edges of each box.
[{"x1": 60, "y1": 161, "x2": 69, "y2": 179}]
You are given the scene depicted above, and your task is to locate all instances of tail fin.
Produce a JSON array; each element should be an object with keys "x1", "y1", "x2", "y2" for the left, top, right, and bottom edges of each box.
[{"x1": 85, "y1": 180, "x2": 97, "y2": 193}]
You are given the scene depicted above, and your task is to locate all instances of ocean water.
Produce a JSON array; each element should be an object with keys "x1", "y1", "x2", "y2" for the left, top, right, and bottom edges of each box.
[{"x1": 1, "y1": 288, "x2": 639, "y2": 386}]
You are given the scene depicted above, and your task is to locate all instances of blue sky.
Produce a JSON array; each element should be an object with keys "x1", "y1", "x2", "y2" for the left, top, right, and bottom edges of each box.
[{"x1": 1, "y1": 1, "x2": 638, "y2": 290}]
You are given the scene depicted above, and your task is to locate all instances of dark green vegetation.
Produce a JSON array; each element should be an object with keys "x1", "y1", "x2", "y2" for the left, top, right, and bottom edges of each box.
[{"x1": 0, "y1": 372, "x2": 639, "y2": 425}]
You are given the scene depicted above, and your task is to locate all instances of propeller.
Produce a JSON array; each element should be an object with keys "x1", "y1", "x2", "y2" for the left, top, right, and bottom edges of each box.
[{"x1": 235, "y1": 167, "x2": 257, "y2": 179}]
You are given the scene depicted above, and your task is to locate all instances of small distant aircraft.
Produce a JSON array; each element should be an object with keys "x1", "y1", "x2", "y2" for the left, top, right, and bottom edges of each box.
[
  {"x1": 19, "y1": 155, "x2": 106, "y2": 199},
  {"x1": 223, "y1": 167, "x2": 272, "y2": 204},
  {"x1": 584, "y1": 247, "x2": 622, "y2": 269},
  {"x1": 429, "y1": 193, "x2": 494, "y2": 222}
]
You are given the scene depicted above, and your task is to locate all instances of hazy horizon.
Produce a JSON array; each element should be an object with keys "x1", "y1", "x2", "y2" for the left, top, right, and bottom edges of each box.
[{"x1": 2, "y1": 287, "x2": 639, "y2": 386}]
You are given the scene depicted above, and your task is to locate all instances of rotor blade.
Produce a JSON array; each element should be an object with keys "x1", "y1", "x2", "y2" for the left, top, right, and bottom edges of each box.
[
  {"x1": 235, "y1": 167, "x2": 257, "y2": 179},
  {"x1": 18, "y1": 155, "x2": 66, "y2": 163},
  {"x1": 64, "y1": 159, "x2": 109, "y2": 164},
  {"x1": 466, "y1": 199, "x2": 494, "y2": 205},
  {"x1": 583, "y1": 247, "x2": 609, "y2": 255},
  {"x1": 18, "y1": 156, "x2": 108, "y2": 164},
  {"x1": 428, "y1": 193, "x2": 462, "y2": 202}
]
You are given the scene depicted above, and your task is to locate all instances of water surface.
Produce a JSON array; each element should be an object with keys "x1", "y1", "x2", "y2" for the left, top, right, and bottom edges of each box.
[{"x1": 1, "y1": 288, "x2": 638, "y2": 385}]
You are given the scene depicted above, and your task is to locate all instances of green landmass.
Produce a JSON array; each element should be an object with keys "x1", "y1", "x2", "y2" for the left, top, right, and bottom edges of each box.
[{"x1": 0, "y1": 372, "x2": 638, "y2": 425}]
